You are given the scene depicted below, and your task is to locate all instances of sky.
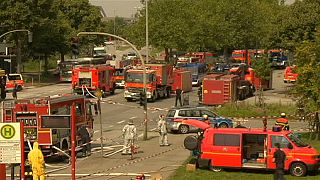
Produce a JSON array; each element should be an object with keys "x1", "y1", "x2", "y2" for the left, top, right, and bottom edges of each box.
[
  {"x1": 89, "y1": 0, "x2": 296, "y2": 18},
  {"x1": 89, "y1": 0, "x2": 143, "y2": 18}
]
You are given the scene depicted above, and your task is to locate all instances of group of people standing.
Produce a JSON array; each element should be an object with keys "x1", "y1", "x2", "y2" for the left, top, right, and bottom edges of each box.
[{"x1": 121, "y1": 114, "x2": 170, "y2": 155}]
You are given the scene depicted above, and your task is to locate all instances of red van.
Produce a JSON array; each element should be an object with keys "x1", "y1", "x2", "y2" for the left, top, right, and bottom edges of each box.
[{"x1": 183, "y1": 120, "x2": 320, "y2": 177}]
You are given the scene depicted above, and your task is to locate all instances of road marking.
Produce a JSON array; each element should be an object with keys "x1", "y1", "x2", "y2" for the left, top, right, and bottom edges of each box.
[
  {"x1": 108, "y1": 125, "x2": 114, "y2": 128},
  {"x1": 94, "y1": 130, "x2": 99, "y2": 134},
  {"x1": 129, "y1": 116, "x2": 137, "y2": 119},
  {"x1": 117, "y1": 120, "x2": 125, "y2": 124},
  {"x1": 138, "y1": 133, "x2": 143, "y2": 137},
  {"x1": 150, "y1": 128, "x2": 157, "y2": 131}
]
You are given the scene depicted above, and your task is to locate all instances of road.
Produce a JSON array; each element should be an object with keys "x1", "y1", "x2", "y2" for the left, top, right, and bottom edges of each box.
[{"x1": 4, "y1": 70, "x2": 308, "y2": 180}]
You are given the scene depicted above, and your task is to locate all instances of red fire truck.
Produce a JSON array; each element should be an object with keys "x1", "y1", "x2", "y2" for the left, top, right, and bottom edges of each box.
[
  {"x1": 284, "y1": 65, "x2": 298, "y2": 83},
  {"x1": 1, "y1": 94, "x2": 95, "y2": 155},
  {"x1": 72, "y1": 64, "x2": 116, "y2": 97},
  {"x1": 124, "y1": 64, "x2": 174, "y2": 102}
]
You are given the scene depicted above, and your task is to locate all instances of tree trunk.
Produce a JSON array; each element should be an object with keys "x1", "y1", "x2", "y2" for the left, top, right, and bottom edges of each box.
[
  {"x1": 44, "y1": 54, "x2": 48, "y2": 73},
  {"x1": 164, "y1": 48, "x2": 169, "y2": 62},
  {"x1": 60, "y1": 53, "x2": 65, "y2": 62},
  {"x1": 17, "y1": 39, "x2": 21, "y2": 73},
  {"x1": 223, "y1": 47, "x2": 228, "y2": 63}
]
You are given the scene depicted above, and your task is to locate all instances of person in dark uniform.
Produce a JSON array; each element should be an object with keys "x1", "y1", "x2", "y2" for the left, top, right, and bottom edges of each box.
[
  {"x1": 175, "y1": 88, "x2": 183, "y2": 107},
  {"x1": 0, "y1": 76, "x2": 6, "y2": 100},
  {"x1": 12, "y1": 81, "x2": 18, "y2": 99},
  {"x1": 197, "y1": 85, "x2": 203, "y2": 103},
  {"x1": 273, "y1": 143, "x2": 286, "y2": 180},
  {"x1": 77, "y1": 126, "x2": 91, "y2": 157}
]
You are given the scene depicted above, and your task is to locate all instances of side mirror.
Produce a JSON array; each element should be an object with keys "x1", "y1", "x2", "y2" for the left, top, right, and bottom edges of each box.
[{"x1": 287, "y1": 143, "x2": 293, "y2": 149}]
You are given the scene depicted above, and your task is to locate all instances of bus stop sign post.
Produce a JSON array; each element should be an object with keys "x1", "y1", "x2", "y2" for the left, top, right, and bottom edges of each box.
[{"x1": 71, "y1": 103, "x2": 76, "y2": 180}]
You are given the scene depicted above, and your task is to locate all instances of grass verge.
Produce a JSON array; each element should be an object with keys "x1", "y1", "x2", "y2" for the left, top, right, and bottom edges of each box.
[{"x1": 214, "y1": 102, "x2": 297, "y2": 117}]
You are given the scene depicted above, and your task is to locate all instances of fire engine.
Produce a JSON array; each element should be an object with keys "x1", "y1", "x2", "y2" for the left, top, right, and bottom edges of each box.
[
  {"x1": 1, "y1": 94, "x2": 95, "y2": 155},
  {"x1": 6, "y1": 73, "x2": 25, "y2": 91},
  {"x1": 72, "y1": 64, "x2": 116, "y2": 97},
  {"x1": 124, "y1": 64, "x2": 173, "y2": 102},
  {"x1": 284, "y1": 65, "x2": 298, "y2": 83}
]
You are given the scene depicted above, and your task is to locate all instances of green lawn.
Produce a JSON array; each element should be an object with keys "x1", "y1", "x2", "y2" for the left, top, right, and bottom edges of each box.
[{"x1": 170, "y1": 137, "x2": 320, "y2": 180}]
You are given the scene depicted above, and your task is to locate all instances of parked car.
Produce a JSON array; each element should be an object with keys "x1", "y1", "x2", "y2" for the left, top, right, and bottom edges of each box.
[
  {"x1": 6, "y1": 73, "x2": 25, "y2": 91},
  {"x1": 165, "y1": 106, "x2": 233, "y2": 134}
]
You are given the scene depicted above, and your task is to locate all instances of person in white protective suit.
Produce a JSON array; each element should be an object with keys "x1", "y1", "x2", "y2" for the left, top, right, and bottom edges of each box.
[
  {"x1": 158, "y1": 114, "x2": 170, "y2": 146},
  {"x1": 122, "y1": 119, "x2": 137, "y2": 155}
]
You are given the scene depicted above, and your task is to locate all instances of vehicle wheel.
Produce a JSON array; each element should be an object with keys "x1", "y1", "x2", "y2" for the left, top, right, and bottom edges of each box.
[
  {"x1": 152, "y1": 91, "x2": 157, "y2": 102},
  {"x1": 126, "y1": 98, "x2": 133, "y2": 102},
  {"x1": 290, "y1": 162, "x2": 307, "y2": 177},
  {"x1": 284, "y1": 80, "x2": 287, "y2": 83},
  {"x1": 17, "y1": 85, "x2": 23, "y2": 91},
  {"x1": 166, "y1": 89, "x2": 171, "y2": 98},
  {"x1": 110, "y1": 88, "x2": 115, "y2": 95},
  {"x1": 218, "y1": 123, "x2": 228, "y2": 128},
  {"x1": 178, "y1": 125, "x2": 189, "y2": 134},
  {"x1": 209, "y1": 162, "x2": 222, "y2": 172}
]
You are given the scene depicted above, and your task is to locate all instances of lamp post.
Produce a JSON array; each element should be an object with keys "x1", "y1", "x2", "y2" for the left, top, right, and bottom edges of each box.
[
  {"x1": 77, "y1": 32, "x2": 148, "y2": 141},
  {"x1": 0, "y1": 29, "x2": 32, "y2": 73},
  {"x1": 145, "y1": 0, "x2": 149, "y2": 64}
]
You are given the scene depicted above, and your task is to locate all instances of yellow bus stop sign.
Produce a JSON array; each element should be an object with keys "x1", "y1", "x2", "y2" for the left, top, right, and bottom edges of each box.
[{"x1": 0, "y1": 124, "x2": 16, "y2": 139}]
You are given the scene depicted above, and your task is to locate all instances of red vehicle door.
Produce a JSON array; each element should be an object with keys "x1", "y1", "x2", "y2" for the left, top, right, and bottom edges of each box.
[
  {"x1": 205, "y1": 133, "x2": 242, "y2": 167},
  {"x1": 267, "y1": 135, "x2": 293, "y2": 170}
]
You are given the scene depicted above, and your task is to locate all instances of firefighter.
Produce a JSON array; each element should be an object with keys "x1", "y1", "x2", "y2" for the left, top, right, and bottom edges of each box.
[
  {"x1": 122, "y1": 119, "x2": 137, "y2": 155},
  {"x1": 203, "y1": 114, "x2": 210, "y2": 125},
  {"x1": 175, "y1": 88, "x2": 183, "y2": 107},
  {"x1": 273, "y1": 143, "x2": 286, "y2": 180},
  {"x1": 197, "y1": 85, "x2": 203, "y2": 103},
  {"x1": 28, "y1": 142, "x2": 45, "y2": 180},
  {"x1": 77, "y1": 126, "x2": 91, "y2": 157},
  {"x1": 12, "y1": 80, "x2": 18, "y2": 99},
  {"x1": 275, "y1": 113, "x2": 289, "y2": 130},
  {"x1": 158, "y1": 114, "x2": 169, "y2": 146}
]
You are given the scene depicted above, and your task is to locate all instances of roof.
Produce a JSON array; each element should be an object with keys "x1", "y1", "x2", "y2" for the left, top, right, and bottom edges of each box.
[
  {"x1": 206, "y1": 128, "x2": 291, "y2": 135},
  {"x1": 168, "y1": 106, "x2": 209, "y2": 111}
]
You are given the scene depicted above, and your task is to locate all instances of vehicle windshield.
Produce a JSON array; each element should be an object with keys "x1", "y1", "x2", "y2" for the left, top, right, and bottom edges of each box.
[
  {"x1": 126, "y1": 72, "x2": 150, "y2": 83},
  {"x1": 8, "y1": 75, "x2": 22, "y2": 80},
  {"x1": 288, "y1": 133, "x2": 308, "y2": 147},
  {"x1": 115, "y1": 69, "x2": 124, "y2": 76},
  {"x1": 232, "y1": 53, "x2": 244, "y2": 58}
]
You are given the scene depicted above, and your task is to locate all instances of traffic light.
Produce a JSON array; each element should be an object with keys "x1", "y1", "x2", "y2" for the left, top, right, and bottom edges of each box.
[{"x1": 71, "y1": 37, "x2": 79, "y2": 58}]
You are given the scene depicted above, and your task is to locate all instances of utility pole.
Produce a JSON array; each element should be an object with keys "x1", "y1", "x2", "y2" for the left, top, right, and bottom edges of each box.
[{"x1": 143, "y1": 0, "x2": 149, "y2": 141}]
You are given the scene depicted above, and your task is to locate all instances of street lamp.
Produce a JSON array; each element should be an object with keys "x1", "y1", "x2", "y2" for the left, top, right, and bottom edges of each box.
[
  {"x1": 145, "y1": 0, "x2": 149, "y2": 64},
  {"x1": 77, "y1": 32, "x2": 149, "y2": 140},
  {"x1": 0, "y1": 29, "x2": 32, "y2": 73}
]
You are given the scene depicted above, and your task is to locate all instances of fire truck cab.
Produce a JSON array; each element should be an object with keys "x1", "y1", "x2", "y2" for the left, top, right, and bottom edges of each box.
[
  {"x1": 184, "y1": 121, "x2": 320, "y2": 177},
  {"x1": 284, "y1": 65, "x2": 298, "y2": 83},
  {"x1": 72, "y1": 64, "x2": 116, "y2": 97},
  {"x1": 1, "y1": 94, "x2": 96, "y2": 156}
]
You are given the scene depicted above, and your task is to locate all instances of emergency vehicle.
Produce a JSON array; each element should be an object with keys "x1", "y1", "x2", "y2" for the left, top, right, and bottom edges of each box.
[
  {"x1": 124, "y1": 64, "x2": 173, "y2": 102},
  {"x1": 72, "y1": 64, "x2": 116, "y2": 97},
  {"x1": 1, "y1": 94, "x2": 96, "y2": 155},
  {"x1": 284, "y1": 65, "x2": 298, "y2": 83},
  {"x1": 183, "y1": 120, "x2": 320, "y2": 177},
  {"x1": 6, "y1": 73, "x2": 25, "y2": 91}
]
